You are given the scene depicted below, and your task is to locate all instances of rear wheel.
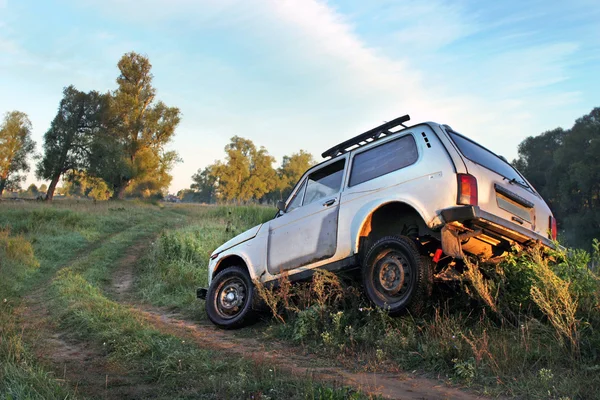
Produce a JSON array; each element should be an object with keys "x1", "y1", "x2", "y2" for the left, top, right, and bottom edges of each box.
[
  {"x1": 206, "y1": 266, "x2": 255, "y2": 329},
  {"x1": 362, "y1": 236, "x2": 431, "y2": 315}
]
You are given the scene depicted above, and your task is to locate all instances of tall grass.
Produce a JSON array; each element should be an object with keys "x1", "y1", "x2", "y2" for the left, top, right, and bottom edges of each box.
[
  {"x1": 137, "y1": 205, "x2": 274, "y2": 313},
  {"x1": 254, "y1": 243, "x2": 600, "y2": 398}
]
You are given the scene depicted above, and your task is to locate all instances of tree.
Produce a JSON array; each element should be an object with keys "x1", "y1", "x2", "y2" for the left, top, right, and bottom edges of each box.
[
  {"x1": 37, "y1": 86, "x2": 109, "y2": 201},
  {"x1": 22, "y1": 183, "x2": 40, "y2": 198},
  {"x1": 124, "y1": 148, "x2": 180, "y2": 198},
  {"x1": 0, "y1": 111, "x2": 35, "y2": 196},
  {"x1": 176, "y1": 188, "x2": 198, "y2": 203},
  {"x1": 211, "y1": 136, "x2": 278, "y2": 203},
  {"x1": 512, "y1": 128, "x2": 565, "y2": 214},
  {"x1": 514, "y1": 107, "x2": 600, "y2": 248},
  {"x1": 62, "y1": 170, "x2": 112, "y2": 200},
  {"x1": 277, "y1": 150, "x2": 315, "y2": 199},
  {"x1": 39, "y1": 183, "x2": 48, "y2": 193},
  {"x1": 190, "y1": 165, "x2": 218, "y2": 203},
  {"x1": 92, "y1": 52, "x2": 181, "y2": 199}
]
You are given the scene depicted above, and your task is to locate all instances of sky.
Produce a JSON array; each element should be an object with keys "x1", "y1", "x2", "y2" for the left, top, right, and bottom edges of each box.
[{"x1": 1, "y1": 0, "x2": 599, "y2": 193}]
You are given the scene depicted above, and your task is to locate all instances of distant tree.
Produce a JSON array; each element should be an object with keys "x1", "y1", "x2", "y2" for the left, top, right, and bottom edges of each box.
[
  {"x1": 514, "y1": 107, "x2": 600, "y2": 248},
  {"x1": 37, "y1": 86, "x2": 109, "y2": 201},
  {"x1": 190, "y1": 165, "x2": 218, "y2": 203},
  {"x1": 177, "y1": 188, "x2": 198, "y2": 203},
  {"x1": 277, "y1": 150, "x2": 315, "y2": 199},
  {"x1": 90, "y1": 52, "x2": 181, "y2": 199},
  {"x1": 122, "y1": 148, "x2": 180, "y2": 198},
  {"x1": 512, "y1": 128, "x2": 565, "y2": 213},
  {"x1": 39, "y1": 183, "x2": 48, "y2": 194},
  {"x1": 22, "y1": 183, "x2": 40, "y2": 198},
  {"x1": 62, "y1": 171, "x2": 112, "y2": 200},
  {"x1": 211, "y1": 136, "x2": 278, "y2": 203},
  {"x1": 0, "y1": 111, "x2": 35, "y2": 196}
]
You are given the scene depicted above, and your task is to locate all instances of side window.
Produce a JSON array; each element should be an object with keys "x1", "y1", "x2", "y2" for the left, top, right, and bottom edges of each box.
[
  {"x1": 286, "y1": 179, "x2": 307, "y2": 212},
  {"x1": 349, "y1": 135, "x2": 418, "y2": 187},
  {"x1": 303, "y1": 160, "x2": 345, "y2": 205}
]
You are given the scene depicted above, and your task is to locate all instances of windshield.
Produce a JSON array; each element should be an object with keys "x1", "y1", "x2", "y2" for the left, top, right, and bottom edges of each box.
[{"x1": 447, "y1": 130, "x2": 530, "y2": 188}]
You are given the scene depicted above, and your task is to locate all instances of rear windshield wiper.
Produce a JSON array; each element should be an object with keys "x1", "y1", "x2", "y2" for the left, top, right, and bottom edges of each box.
[{"x1": 503, "y1": 176, "x2": 529, "y2": 189}]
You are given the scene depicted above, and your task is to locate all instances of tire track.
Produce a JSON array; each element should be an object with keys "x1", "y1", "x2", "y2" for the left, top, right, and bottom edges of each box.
[{"x1": 111, "y1": 241, "x2": 488, "y2": 400}]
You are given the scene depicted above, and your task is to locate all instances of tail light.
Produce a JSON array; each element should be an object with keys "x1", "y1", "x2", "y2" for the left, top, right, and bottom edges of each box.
[
  {"x1": 457, "y1": 174, "x2": 478, "y2": 206},
  {"x1": 549, "y1": 216, "x2": 557, "y2": 240}
]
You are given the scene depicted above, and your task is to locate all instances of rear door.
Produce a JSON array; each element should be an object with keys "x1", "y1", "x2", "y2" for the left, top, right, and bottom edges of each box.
[
  {"x1": 267, "y1": 158, "x2": 346, "y2": 276},
  {"x1": 446, "y1": 130, "x2": 554, "y2": 238}
]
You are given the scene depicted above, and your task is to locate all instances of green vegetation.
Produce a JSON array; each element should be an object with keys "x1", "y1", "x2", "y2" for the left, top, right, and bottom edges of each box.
[
  {"x1": 254, "y1": 245, "x2": 600, "y2": 399},
  {"x1": 142, "y1": 205, "x2": 600, "y2": 399},
  {"x1": 187, "y1": 144, "x2": 316, "y2": 204},
  {"x1": 514, "y1": 107, "x2": 600, "y2": 249},
  {"x1": 138, "y1": 205, "x2": 274, "y2": 315},
  {"x1": 0, "y1": 202, "x2": 362, "y2": 399},
  {"x1": 0, "y1": 111, "x2": 35, "y2": 196}
]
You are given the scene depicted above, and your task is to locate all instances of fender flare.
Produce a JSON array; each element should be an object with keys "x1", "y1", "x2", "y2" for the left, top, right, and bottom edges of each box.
[{"x1": 350, "y1": 198, "x2": 434, "y2": 255}]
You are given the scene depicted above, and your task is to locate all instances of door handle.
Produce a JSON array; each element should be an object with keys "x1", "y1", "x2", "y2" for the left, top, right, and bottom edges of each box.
[{"x1": 323, "y1": 199, "x2": 336, "y2": 207}]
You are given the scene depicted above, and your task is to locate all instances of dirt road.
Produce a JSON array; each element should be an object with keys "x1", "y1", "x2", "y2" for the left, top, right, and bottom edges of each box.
[
  {"x1": 22, "y1": 236, "x2": 487, "y2": 400},
  {"x1": 106, "y1": 243, "x2": 486, "y2": 400}
]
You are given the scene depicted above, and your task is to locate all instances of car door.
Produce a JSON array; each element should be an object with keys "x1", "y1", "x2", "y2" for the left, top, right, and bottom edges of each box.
[{"x1": 267, "y1": 158, "x2": 346, "y2": 276}]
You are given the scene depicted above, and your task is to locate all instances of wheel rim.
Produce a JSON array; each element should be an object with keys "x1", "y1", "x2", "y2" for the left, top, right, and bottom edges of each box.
[
  {"x1": 215, "y1": 276, "x2": 247, "y2": 319},
  {"x1": 372, "y1": 248, "x2": 413, "y2": 303}
]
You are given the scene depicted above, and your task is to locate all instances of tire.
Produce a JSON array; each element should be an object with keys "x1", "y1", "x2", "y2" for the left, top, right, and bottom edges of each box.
[
  {"x1": 206, "y1": 266, "x2": 255, "y2": 329},
  {"x1": 362, "y1": 236, "x2": 431, "y2": 315}
]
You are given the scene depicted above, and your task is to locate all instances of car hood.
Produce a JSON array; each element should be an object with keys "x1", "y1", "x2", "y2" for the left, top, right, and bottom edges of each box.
[{"x1": 212, "y1": 223, "x2": 263, "y2": 256}]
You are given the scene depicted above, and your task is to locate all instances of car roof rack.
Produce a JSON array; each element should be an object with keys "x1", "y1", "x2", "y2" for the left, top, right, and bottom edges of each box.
[{"x1": 321, "y1": 114, "x2": 411, "y2": 158}]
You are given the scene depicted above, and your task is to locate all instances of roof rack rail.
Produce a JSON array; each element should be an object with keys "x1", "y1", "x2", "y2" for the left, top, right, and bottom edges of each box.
[{"x1": 321, "y1": 114, "x2": 411, "y2": 158}]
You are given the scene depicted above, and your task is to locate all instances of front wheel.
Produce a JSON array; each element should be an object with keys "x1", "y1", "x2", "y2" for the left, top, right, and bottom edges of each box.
[
  {"x1": 362, "y1": 236, "x2": 431, "y2": 315},
  {"x1": 206, "y1": 266, "x2": 255, "y2": 329}
]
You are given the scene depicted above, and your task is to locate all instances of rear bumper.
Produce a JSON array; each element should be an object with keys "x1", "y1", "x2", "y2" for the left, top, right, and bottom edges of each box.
[{"x1": 441, "y1": 205, "x2": 555, "y2": 249}]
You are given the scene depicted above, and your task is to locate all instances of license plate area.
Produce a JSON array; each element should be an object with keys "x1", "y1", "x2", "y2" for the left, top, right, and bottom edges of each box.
[{"x1": 494, "y1": 184, "x2": 534, "y2": 225}]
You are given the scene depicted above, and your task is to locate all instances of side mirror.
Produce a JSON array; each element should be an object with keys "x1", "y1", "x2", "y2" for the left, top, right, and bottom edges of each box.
[{"x1": 276, "y1": 200, "x2": 286, "y2": 212}]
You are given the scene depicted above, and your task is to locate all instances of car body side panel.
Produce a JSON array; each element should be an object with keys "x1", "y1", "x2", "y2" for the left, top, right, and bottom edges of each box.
[
  {"x1": 208, "y1": 226, "x2": 269, "y2": 285},
  {"x1": 267, "y1": 196, "x2": 340, "y2": 274},
  {"x1": 212, "y1": 223, "x2": 263, "y2": 255},
  {"x1": 338, "y1": 126, "x2": 460, "y2": 255}
]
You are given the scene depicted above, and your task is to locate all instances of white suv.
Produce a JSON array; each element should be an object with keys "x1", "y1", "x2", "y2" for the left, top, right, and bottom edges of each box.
[{"x1": 199, "y1": 115, "x2": 557, "y2": 328}]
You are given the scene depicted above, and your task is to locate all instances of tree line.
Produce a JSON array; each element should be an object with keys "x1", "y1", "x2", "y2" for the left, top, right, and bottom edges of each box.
[
  {"x1": 513, "y1": 107, "x2": 600, "y2": 249},
  {"x1": 0, "y1": 52, "x2": 180, "y2": 200},
  {"x1": 180, "y1": 139, "x2": 315, "y2": 204}
]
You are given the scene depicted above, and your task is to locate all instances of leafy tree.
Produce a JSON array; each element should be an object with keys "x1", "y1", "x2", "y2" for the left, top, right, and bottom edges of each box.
[
  {"x1": 91, "y1": 52, "x2": 181, "y2": 199},
  {"x1": 190, "y1": 165, "x2": 218, "y2": 203},
  {"x1": 211, "y1": 136, "x2": 278, "y2": 203},
  {"x1": 37, "y1": 86, "x2": 109, "y2": 200},
  {"x1": 512, "y1": 128, "x2": 565, "y2": 215},
  {"x1": 514, "y1": 107, "x2": 600, "y2": 248},
  {"x1": 176, "y1": 188, "x2": 198, "y2": 203},
  {"x1": 277, "y1": 150, "x2": 315, "y2": 199},
  {"x1": 0, "y1": 111, "x2": 35, "y2": 196},
  {"x1": 22, "y1": 183, "x2": 40, "y2": 198},
  {"x1": 124, "y1": 148, "x2": 180, "y2": 198},
  {"x1": 62, "y1": 170, "x2": 112, "y2": 200},
  {"x1": 39, "y1": 183, "x2": 48, "y2": 193}
]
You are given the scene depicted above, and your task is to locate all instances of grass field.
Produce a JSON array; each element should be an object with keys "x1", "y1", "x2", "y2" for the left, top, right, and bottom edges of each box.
[
  {"x1": 136, "y1": 204, "x2": 600, "y2": 399},
  {"x1": 2, "y1": 200, "x2": 599, "y2": 399},
  {"x1": 0, "y1": 201, "x2": 362, "y2": 399}
]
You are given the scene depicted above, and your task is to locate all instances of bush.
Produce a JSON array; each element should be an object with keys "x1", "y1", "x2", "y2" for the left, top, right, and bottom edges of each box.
[{"x1": 259, "y1": 241, "x2": 600, "y2": 397}]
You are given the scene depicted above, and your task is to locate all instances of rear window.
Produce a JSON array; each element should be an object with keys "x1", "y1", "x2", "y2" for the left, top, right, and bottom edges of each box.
[
  {"x1": 448, "y1": 131, "x2": 529, "y2": 188},
  {"x1": 349, "y1": 135, "x2": 418, "y2": 187}
]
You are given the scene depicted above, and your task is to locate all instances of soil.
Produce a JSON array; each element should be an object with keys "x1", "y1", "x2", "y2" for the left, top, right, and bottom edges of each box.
[{"x1": 21, "y1": 236, "x2": 489, "y2": 400}]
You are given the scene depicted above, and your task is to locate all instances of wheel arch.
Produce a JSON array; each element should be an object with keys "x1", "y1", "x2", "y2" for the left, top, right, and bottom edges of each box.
[
  {"x1": 352, "y1": 200, "x2": 432, "y2": 257},
  {"x1": 213, "y1": 254, "x2": 252, "y2": 281}
]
